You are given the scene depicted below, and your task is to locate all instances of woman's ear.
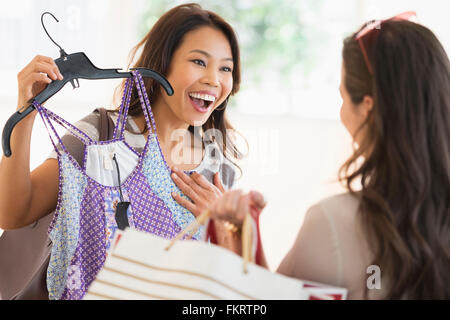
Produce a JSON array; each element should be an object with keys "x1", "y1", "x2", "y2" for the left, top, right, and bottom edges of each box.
[{"x1": 360, "y1": 95, "x2": 374, "y2": 120}]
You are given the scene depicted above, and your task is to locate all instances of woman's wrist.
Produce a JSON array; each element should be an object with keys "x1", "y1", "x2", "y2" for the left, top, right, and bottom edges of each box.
[
  {"x1": 223, "y1": 220, "x2": 241, "y2": 233},
  {"x1": 213, "y1": 220, "x2": 242, "y2": 255}
]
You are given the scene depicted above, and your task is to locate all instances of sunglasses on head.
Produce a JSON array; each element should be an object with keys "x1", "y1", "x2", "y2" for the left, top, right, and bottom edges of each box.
[{"x1": 355, "y1": 11, "x2": 417, "y2": 75}]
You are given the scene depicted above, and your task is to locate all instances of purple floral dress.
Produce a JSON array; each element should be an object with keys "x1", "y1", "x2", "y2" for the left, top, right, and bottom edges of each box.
[{"x1": 34, "y1": 70, "x2": 203, "y2": 300}]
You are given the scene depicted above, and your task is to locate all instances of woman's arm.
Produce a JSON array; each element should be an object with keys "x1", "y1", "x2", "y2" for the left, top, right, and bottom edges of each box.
[{"x1": 0, "y1": 55, "x2": 63, "y2": 229}]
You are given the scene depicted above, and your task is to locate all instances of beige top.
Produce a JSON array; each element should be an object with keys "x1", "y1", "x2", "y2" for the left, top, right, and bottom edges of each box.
[{"x1": 276, "y1": 193, "x2": 387, "y2": 299}]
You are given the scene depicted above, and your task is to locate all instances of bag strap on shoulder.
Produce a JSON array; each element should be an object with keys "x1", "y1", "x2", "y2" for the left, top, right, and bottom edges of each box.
[{"x1": 96, "y1": 108, "x2": 115, "y2": 142}]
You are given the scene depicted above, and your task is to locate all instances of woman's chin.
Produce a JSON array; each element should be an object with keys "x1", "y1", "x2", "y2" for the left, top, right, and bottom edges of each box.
[{"x1": 184, "y1": 114, "x2": 210, "y2": 127}]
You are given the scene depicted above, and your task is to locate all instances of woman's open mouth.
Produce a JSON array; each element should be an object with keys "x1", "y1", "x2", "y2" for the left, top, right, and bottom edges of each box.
[{"x1": 188, "y1": 92, "x2": 216, "y2": 113}]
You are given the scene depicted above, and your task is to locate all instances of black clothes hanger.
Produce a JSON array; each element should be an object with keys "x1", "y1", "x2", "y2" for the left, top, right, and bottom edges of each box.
[{"x1": 2, "y1": 12, "x2": 174, "y2": 157}]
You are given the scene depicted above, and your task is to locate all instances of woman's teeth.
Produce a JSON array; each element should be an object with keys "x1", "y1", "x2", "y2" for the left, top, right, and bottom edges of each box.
[
  {"x1": 189, "y1": 92, "x2": 216, "y2": 103},
  {"x1": 188, "y1": 92, "x2": 216, "y2": 112}
]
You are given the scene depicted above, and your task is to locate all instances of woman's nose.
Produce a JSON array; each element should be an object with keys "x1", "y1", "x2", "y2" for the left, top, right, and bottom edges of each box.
[{"x1": 201, "y1": 68, "x2": 220, "y2": 87}]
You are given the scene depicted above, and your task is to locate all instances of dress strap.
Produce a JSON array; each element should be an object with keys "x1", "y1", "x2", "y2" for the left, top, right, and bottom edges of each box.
[
  {"x1": 133, "y1": 70, "x2": 157, "y2": 134},
  {"x1": 36, "y1": 105, "x2": 94, "y2": 146},
  {"x1": 114, "y1": 70, "x2": 156, "y2": 139},
  {"x1": 33, "y1": 101, "x2": 69, "y2": 156},
  {"x1": 112, "y1": 77, "x2": 133, "y2": 139}
]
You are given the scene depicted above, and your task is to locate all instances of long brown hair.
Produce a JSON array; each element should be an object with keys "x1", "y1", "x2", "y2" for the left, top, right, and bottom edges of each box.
[
  {"x1": 340, "y1": 20, "x2": 450, "y2": 299},
  {"x1": 112, "y1": 3, "x2": 245, "y2": 171}
]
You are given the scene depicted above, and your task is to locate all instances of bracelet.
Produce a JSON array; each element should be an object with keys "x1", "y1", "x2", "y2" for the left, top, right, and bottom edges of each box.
[{"x1": 223, "y1": 221, "x2": 240, "y2": 233}]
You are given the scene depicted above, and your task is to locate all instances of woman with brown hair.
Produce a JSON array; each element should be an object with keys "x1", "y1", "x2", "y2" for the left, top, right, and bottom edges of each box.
[
  {"x1": 201, "y1": 14, "x2": 450, "y2": 299},
  {"x1": 0, "y1": 3, "x2": 244, "y2": 299}
]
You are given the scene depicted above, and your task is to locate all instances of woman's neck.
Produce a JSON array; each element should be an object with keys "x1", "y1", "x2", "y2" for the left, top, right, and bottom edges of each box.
[
  {"x1": 132, "y1": 99, "x2": 204, "y2": 170},
  {"x1": 136, "y1": 99, "x2": 189, "y2": 148}
]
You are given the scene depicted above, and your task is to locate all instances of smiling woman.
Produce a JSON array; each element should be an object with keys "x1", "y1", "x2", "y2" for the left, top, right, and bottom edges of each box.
[
  {"x1": 153, "y1": 26, "x2": 234, "y2": 132},
  {"x1": 0, "y1": 3, "x2": 245, "y2": 300},
  {"x1": 184, "y1": 46, "x2": 234, "y2": 114},
  {"x1": 114, "y1": 3, "x2": 244, "y2": 174}
]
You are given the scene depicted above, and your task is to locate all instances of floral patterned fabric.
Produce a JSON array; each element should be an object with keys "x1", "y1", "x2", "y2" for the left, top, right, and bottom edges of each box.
[
  {"x1": 45, "y1": 153, "x2": 87, "y2": 300},
  {"x1": 34, "y1": 71, "x2": 203, "y2": 300}
]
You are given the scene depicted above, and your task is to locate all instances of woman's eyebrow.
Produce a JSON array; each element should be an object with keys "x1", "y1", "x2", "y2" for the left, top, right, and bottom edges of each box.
[{"x1": 189, "y1": 49, "x2": 233, "y2": 62}]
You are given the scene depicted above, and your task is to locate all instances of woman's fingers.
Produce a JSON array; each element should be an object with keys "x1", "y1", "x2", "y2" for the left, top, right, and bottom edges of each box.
[
  {"x1": 212, "y1": 189, "x2": 247, "y2": 226},
  {"x1": 171, "y1": 170, "x2": 201, "y2": 203},
  {"x1": 23, "y1": 72, "x2": 52, "y2": 86},
  {"x1": 209, "y1": 190, "x2": 265, "y2": 229},
  {"x1": 19, "y1": 55, "x2": 63, "y2": 81},
  {"x1": 32, "y1": 54, "x2": 56, "y2": 66},
  {"x1": 190, "y1": 171, "x2": 215, "y2": 191},
  {"x1": 17, "y1": 55, "x2": 63, "y2": 110},
  {"x1": 32, "y1": 55, "x2": 62, "y2": 77},
  {"x1": 235, "y1": 193, "x2": 251, "y2": 224},
  {"x1": 213, "y1": 172, "x2": 225, "y2": 193},
  {"x1": 171, "y1": 192, "x2": 199, "y2": 216},
  {"x1": 228, "y1": 189, "x2": 242, "y2": 214},
  {"x1": 190, "y1": 171, "x2": 224, "y2": 198},
  {"x1": 16, "y1": 73, "x2": 50, "y2": 110},
  {"x1": 216, "y1": 189, "x2": 233, "y2": 215},
  {"x1": 172, "y1": 167, "x2": 204, "y2": 194},
  {"x1": 32, "y1": 62, "x2": 61, "y2": 81},
  {"x1": 249, "y1": 190, "x2": 267, "y2": 210}
]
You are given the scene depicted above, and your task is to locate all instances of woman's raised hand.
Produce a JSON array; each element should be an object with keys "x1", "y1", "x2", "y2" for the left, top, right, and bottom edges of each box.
[
  {"x1": 208, "y1": 189, "x2": 267, "y2": 260},
  {"x1": 171, "y1": 166, "x2": 225, "y2": 217},
  {"x1": 209, "y1": 189, "x2": 267, "y2": 228},
  {"x1": 16, "y1": 55, "x2": 63, "y2": 111}
]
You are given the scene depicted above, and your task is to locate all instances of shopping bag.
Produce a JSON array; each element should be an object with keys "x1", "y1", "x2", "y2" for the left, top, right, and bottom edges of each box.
[{"x1": 85, "y1": 212, "x2": 347, "y2": 300}]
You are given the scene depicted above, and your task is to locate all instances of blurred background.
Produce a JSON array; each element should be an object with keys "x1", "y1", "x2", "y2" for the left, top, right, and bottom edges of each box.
[{"x1": 1, "y1": 0, "x2": 449, "y2": 271}]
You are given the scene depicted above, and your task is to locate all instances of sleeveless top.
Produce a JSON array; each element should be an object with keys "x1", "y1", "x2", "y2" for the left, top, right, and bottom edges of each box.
[
  {"x1": 34, "y1": 70, "x2": 212, "y2": 300},
  {"x1": 46, "y1": 110, "x2": 237, "y2": 191}
]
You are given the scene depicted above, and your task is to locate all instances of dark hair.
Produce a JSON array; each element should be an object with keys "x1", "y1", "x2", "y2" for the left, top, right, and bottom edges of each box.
[
  {"x1": 341, "y1": 20, "x2": 450, "y2": 299},
  {"x1": 112, "y1": 3, "x2": 245, "y2": 171}
]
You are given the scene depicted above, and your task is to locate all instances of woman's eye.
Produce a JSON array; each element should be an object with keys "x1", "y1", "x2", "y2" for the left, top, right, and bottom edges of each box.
[
  {"x1": 192, "y1": 59, "x2": 205, "y2": 66},
  {"x1": 222, "y1": 66, "x2": 232, "y2": 72}
]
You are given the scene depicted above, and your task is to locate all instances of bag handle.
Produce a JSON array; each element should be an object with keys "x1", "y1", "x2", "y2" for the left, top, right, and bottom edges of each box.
[
  {"x1": 96, "y1": 107, "x2": 115, "y2": 142},
  {"x1": 165, "y1": 210, "x2": 254, "y2": 273}
]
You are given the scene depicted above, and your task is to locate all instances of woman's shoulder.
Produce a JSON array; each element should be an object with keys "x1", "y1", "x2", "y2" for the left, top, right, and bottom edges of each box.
[
  {"x1": 298, "y1": 193, "x2": 361, "y2": 241},
  {"x1": 303, "y1": 192, "x2": 362, "y2": 243},
  {"x1": 303, "y1": 192, "x2": 364, "y2": 259},
  {"x1": 71, "y1": 108, "x2": 106, "y2": 140},
  {"x1": 312, "y1": 192, "x2": 360, "y2": 218}
]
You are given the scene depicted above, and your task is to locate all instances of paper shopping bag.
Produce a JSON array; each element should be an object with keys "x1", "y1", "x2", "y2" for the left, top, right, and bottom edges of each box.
[{"x1": 84, "y1": 228, "x2": 347, "y2": 300}]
